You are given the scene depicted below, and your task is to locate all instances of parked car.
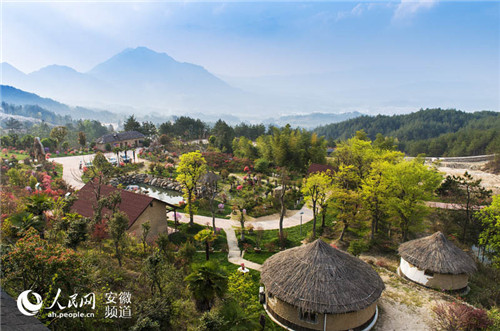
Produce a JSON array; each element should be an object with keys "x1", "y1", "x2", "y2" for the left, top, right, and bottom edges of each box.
[{"x1": 121, "y1": 155, "x2": 131, "y2": 163}]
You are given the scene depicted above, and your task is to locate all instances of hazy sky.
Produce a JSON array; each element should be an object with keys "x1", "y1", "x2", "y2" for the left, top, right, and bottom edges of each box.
[{"x1": 2, "y1": 1, "x2": 499, "y2": 79}]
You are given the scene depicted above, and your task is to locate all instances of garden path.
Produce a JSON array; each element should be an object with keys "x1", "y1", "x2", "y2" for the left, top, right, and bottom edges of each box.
[{"x1": 177, "y1": 204, "x2": 314, "y2": 270}]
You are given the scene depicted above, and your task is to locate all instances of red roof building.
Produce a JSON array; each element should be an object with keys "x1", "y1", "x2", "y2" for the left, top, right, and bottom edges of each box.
[{"x1": 71, "y1": 182, "x2": 171, "y2": 240}]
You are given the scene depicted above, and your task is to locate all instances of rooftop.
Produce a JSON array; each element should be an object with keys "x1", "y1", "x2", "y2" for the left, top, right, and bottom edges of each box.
[
  {"x1": 398, "y1": 231, "x2": 477, "y2": 275},
  {"x1": 96, "y1": 131, "x2": 145, "y2": 145},
  {"x1": 261, "y1": 239, "x2": 384, "y2": 314},
  {"x1": 71, "y1": 182, "x2": 163, "y2": 228}
]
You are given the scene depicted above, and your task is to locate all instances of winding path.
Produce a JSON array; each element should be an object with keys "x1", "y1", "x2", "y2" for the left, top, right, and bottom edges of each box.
[{"x1": 176, "y1": 205, "x2": 314, "y2": 271}]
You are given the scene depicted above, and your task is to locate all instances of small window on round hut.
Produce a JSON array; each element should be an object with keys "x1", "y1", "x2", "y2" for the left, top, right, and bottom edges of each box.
[{"x1": 298, "y1": 309, "x2": 318, "y2": 324}]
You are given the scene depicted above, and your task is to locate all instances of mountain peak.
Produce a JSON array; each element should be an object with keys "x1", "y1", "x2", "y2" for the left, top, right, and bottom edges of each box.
[
  {"x1": 32, "y1": 64, "x2": 81, "y2": 75},
  {"x1": 1, "y1": 62, "x2": 27, "y2": 75}
]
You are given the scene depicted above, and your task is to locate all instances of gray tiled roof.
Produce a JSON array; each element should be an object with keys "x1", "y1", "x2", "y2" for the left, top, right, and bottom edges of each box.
[
  {"x1": 96, "y1": 131, "x2": 145, "y2": 144},
  {"x1": 1, "y1": 289, "x2": 49, "y2": 330}
]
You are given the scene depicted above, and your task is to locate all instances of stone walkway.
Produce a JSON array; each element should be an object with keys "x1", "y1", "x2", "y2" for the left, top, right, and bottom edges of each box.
[{"x1": 177, "y1": 205, "x2": 314, "y2": 271}]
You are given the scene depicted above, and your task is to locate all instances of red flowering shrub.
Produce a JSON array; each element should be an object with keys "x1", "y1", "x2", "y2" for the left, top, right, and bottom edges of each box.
[
  {"x1": 202, "y1": 152, "x2": 252, "y2": 172},
  {"x1": 432, "y1": 302, "x2": 493, "y2": 331},
  {"x1": 2, "y1": 228, "x2": 83, "y2": 296}
]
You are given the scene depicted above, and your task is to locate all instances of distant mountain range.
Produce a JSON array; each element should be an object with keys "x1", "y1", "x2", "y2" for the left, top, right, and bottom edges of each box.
[
  {"x1": 1, "y1": 47, "x2": 244, "y2": 115},
  {"x1": 1, "y1": 84, "x2": 366, "y2": 129},
  {"x1": 264, "y1": 112, "x2": 363, "y2": 129},
  {"x1": 0, "y1": 85, "x2": 120, "y2": 122},
  {"x1": 1, "y1": 47, "x2": 379, "y2": 118}
]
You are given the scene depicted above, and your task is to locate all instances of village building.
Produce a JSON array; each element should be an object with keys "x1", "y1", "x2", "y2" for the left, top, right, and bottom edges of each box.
[
  {"x1": 71, "y1": 182, "x2": 176, "y2": 240},
  {"x1": 261, "y1": 239, "x2": 385, "y2": 331},
  {"x1": 95, "y1": 131, "x2": 145, "y2": 151},
  {"x1": 398, "y1": 231, "x2": 477, "y2": 291}
]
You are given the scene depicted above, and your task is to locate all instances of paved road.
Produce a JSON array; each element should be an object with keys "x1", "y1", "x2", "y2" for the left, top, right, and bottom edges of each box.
[
  {"x1": 49, "y1": 151, "x2": 139, "y2": 189},
  {"x1": 49, "y1": 154, "x2": 96, "y2": 189},
  {"x1": 425, "y1": 201, "x2": 485, "y2": 210}
]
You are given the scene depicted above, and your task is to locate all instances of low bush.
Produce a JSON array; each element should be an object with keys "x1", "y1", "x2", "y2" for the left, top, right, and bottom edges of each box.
[{"x1": 432, "y1": 302, "x2": 493, "y2": 331}]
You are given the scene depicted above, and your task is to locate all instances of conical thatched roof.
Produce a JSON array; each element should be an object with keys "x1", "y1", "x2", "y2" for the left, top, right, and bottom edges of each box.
[
  {"x1": 261, "y1": 240, "x2": 385, "y2": 314},
  {"x1": 398, "y1": 232, "x2": 477, "y2": 275}
]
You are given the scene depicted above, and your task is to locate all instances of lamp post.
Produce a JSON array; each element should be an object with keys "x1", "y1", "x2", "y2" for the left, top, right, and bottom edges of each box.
[{"x1": 300, "y1": 211, "x2": 304, "y2": 236}]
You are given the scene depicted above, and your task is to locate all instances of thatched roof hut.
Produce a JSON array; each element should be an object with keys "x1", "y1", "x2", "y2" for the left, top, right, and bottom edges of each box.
[
  {"x1": 399, "y1": 232, "x2": 476, "y2": 275},
  {"x1": 261, "y1": 239, "x2": 384, "y2": 331},
  {"x1": 398, "y1": 232, "x2": 477, "y2": 291}
]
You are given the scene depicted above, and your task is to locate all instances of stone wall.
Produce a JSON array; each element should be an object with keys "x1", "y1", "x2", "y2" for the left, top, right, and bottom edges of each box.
[{"x1": 109, "y1": 173, "x2": 182, "y2": 192}]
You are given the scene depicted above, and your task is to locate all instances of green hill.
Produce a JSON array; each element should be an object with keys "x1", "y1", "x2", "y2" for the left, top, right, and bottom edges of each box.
[{"x1": 314, "y1": 108, "x2": 500, "y2": 156}]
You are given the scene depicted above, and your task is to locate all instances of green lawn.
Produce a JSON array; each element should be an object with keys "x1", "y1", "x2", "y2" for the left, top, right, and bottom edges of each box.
[
  {"x1": 238, "y1": 214, "x2": 334, "y2": 248},
  {"x1": 243, "y1": 252, "x2": 274, "y2": 265},
  {"x1": 192, "y1": 252, "x2": 239, "y2": 272},
  {"x1": 2, "y1": 151, "x2": 30, "y2": 160}
]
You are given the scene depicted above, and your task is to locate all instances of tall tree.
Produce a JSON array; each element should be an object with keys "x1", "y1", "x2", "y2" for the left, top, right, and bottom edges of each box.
[
  {"x1": 361, "y1": 161, "x2": 390, "y2": 240},
  {"x1": 176, "y1": 151, "x2": 207, "y2": 225},
  {"x1": 108, "y1": 211, "x2": 129, "y2": 267},
  {"x1": 302, "y1": 171, "x2": 331, "y2": 238},
  {"x1": 212, "y1": 119, "x2": 235, "y2": 153},
  {"x1": 124, "y1": 115, "x2": 141, "y2": 132},
  {"x1": 276, "y1": 168, "x2": 291, "y2": 248},
  {"x1": 78, "y1": 131, "x2": 86, "y2": 149},
  {"x1": 476, "y1": 195, "x2": 500, "y2": 268},
  {"x1": 438, "y1": 172, "x2": 492, "y2": 242},
  {"x1": 49, "y1": 126, "x2": 68, "y2": 151},
  {"x1": 330, "y1": 165, "x2": 361, "y2": 241},
  {"x1": 141, "y1": 221, "x2": 151, "y2": 253},
  {"x1": 202, "y1": 172, "x2": 220, "y2": 231},
  {"x1": 384, "y1": 159, "x2": 442, "y2": 241}
]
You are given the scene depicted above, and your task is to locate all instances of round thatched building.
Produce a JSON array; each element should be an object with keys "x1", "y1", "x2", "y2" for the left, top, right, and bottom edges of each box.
[
  {"x1": 398, "y1": 232, "x2": 477, "y2": 291},
  {"x1": 261, "y1": 240, "x2": 384, "y2": 331}
]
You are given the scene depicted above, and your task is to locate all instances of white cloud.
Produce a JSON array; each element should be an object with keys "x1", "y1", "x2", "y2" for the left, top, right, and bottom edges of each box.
[
  {"x1": 336, "y1": 3, "x2": 365, "y2": 21},
  {"x1": 393, "y1": 0, "x2": 438, "y2": 21}
]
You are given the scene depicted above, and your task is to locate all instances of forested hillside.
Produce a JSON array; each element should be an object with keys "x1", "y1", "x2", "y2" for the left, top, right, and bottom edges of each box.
[
  {"x1": 314, "y1": 108, "x2": 500, "y2": 156},
  {"x1": 1, "y1": 102, "x2": 72, "y2": 125}
]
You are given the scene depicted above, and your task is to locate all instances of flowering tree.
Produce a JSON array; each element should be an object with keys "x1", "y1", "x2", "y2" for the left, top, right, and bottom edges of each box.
[
  {"x1": 2, "y1": 228, "x2": 82, "y2": 296},
  {"x1": 176, "y1": 151, "x2": 207, "y2": 225}
]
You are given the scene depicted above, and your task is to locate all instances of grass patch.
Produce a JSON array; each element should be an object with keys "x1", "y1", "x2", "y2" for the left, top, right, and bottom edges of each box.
[
  {"x1": 237, "y1": 213, "x2": 336, "y2": 251},
  {"x1": 193, "y1": 252, "x2": 238, "y2": 272},
  {"x1": 2, "y1": 151, "x2": 30, "y2": 160},
  {"x1": 243, "y1": 251, "x2": 274, "y2": 265}
]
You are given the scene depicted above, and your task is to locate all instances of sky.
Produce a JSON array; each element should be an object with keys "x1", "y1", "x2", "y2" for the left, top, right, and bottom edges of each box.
[{"x1": 1, "y1": 1, "x2": 499, "y2": 113}]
